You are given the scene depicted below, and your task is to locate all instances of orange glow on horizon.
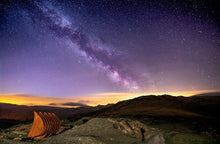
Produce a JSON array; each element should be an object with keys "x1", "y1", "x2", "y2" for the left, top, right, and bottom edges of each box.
[{"x1": 0, "y1": 89, "x2": 218, "y2": 107}]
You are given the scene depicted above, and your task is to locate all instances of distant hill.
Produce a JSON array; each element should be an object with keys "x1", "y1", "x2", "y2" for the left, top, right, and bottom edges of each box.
[
  {"x1": 0, "y1": 95, "x2": 220, "y2": 121},
  {"x1": 0, "y1": 103, "x2": 107, "y2": 121},
  {"x1": 89, "y1": 95, "x2": 220, "y2": 119}
]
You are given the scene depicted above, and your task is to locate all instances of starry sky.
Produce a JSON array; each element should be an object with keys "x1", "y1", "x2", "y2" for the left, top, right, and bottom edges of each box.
[{"x1": 0, "y1": 0, "x2": 220, "y2": 98}]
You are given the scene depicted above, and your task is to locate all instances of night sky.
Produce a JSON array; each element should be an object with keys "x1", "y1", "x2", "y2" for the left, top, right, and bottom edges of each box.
[{"x1": 0, "y1": 0, "x2": 220, "y2": 98}]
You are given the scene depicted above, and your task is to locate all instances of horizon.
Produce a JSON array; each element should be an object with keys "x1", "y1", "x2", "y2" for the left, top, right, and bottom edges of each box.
[{"x1": 1, "y1": 90, "x2": 220, "y2": 107}]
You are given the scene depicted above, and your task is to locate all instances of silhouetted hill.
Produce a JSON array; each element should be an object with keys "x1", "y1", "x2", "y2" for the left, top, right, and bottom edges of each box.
[
  {"x1": 1, "y1": 95, "x2": 220, "y2": 121},
  {"x1": 89, "y1": 95, "x2": 220, "y2": 119}
]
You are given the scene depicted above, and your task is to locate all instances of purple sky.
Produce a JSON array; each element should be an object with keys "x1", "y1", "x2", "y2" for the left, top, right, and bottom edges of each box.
[{"x1": 0, "y1": 0, "x2": 220, "y2": 97}]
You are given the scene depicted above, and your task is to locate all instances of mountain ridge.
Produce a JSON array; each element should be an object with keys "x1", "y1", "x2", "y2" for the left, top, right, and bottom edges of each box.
[{"x1": 0, "y1": 94, "x2": 220, "y2": 121}]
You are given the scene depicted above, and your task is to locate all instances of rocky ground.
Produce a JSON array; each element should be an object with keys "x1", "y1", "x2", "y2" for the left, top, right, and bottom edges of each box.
[
  {"x1": 1, "y1": 95, "x2": 219, "y2": 144},
  {"x1": 0, "y1": 118, "x2": 165, "y2": 144}
]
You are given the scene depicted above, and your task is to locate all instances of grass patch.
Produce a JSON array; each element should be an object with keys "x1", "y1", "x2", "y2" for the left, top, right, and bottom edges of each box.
[
  {"x1": 165, "y1": 132, "x2": 218, "y2": 144},
  {"x1": 73, "y1": 117, "x2": 91, "y2": 126},
  {"x1": 61, "y1": 119, "x2": 74, "y2": 127}
]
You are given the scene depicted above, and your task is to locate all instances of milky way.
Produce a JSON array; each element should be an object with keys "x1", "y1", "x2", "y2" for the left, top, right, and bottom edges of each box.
[{"x1": 24, "y1": 1, "x2": 140, "y2": 91}]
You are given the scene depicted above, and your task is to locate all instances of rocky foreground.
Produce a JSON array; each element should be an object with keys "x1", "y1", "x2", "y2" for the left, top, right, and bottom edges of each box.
[
  {"x1": 1, "y1": 95, "x2": 219, "y2": 144},
  {"x1": 0, "y1": 118, "x2": 164, "y2": 144}
]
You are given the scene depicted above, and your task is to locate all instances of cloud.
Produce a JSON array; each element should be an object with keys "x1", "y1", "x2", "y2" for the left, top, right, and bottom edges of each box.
[
  {"x1": 77, "y1": 100, "x2": 91, "y2": 104},
  {"x1": 61, "y1": 102, "x2": 87, "y2": 107},
  {"x1": 48, "y1": 103, "x2": 57, "y2": 105},
  {"x1": 49, "y1": 101, "x2": 88, "y2": 107}
]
